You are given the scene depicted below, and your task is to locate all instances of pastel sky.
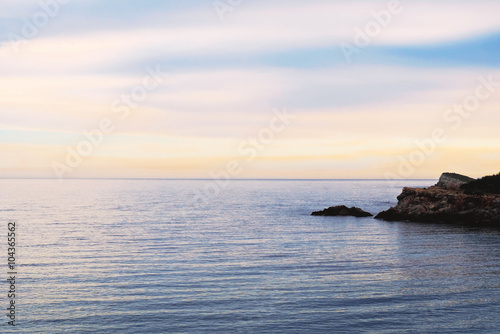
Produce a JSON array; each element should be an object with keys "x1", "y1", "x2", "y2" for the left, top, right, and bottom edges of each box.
[{"x1": 1, "y1": 0, "x2": 499, "y2": 179}]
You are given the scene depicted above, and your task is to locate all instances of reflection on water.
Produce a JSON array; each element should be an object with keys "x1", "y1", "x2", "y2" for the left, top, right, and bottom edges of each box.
[{"x1": 1, "y1": 179, "x2": 499, "y2": 333}]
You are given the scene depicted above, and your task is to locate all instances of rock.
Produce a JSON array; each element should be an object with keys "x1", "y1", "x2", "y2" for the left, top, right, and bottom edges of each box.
[
  {"x1": 375, "y1": 186, "x2": 500, "y2": 225},
  {"x1": 311, "y1": 205, "x2": 373, "y2": 217},
  {"x1": 435, "y1": 172, "x2": 474, "y2": 191}
]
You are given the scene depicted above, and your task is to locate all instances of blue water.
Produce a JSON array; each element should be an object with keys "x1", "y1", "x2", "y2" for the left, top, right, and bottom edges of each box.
[{"x1": 1, "y1": 179, "x2": 499, "y2": 333}]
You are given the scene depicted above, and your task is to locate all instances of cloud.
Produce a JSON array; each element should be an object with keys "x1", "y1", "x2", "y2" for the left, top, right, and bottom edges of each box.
[{"x1": 3, "y1": 0, "x2": 500, "y2": 73}]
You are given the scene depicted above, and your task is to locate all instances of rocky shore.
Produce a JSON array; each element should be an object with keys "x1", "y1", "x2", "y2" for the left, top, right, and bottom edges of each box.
[{"x1": 375, "y1": 172, "x2": 500, "y2": 225}]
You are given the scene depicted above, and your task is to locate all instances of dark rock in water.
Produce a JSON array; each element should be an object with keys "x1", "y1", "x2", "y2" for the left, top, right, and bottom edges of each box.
[
  {"x1": 435, "y1": 172, "x2": 474, "y2": 190},
  {"x1": 375, "y1": 185, "x2": 500, "y2": 225},
  {"x1": 312, "y1": 205, "x2": 373, "y2": 217}
]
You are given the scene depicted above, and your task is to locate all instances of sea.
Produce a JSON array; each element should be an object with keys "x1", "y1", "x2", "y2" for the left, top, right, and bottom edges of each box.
[{"x1": 1, "y1": 179, "x2": 499, "y2": 333}]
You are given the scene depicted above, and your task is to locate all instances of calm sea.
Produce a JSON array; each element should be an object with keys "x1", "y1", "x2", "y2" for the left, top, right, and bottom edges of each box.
[{"x1": 1, "y1": 179, "x2": 499, "y2": 333}]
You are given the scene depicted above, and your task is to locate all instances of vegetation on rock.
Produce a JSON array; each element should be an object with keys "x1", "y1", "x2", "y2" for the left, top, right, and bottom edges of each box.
[{"x1": 461, "y1": 172, "x2": 500, "y2": 195}]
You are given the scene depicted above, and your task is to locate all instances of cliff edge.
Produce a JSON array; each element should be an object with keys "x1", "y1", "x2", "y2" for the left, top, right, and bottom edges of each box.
[{"x1": 375, "y1": 172, "x2": 500, "y2": 225}]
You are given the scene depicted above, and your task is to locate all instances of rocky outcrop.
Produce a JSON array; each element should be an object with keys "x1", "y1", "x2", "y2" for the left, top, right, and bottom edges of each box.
[
  {"x1": 435, "y1": 172, "x2": 474, "y2": 190},
  {"x1": 312, "y1": 205, "x2": 373, "y2": 217},
  {"x1": 375, "y1": 173, "x2": 500, "y2": 225}
]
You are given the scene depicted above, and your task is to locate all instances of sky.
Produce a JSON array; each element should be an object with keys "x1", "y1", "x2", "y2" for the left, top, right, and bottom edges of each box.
[{"x1": 1, "y1": 0, "x2": 499, "y2": 179}]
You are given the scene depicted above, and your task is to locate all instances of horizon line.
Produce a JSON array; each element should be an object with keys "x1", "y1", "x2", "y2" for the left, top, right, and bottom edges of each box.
[{"x1": 0, "y1": 177, "x2": 439, "y2": 181}]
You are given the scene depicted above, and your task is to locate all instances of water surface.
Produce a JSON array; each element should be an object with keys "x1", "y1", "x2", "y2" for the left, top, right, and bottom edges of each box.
[{"x1": 1, "y1": 179, "x2": 499, "y2": 333}]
